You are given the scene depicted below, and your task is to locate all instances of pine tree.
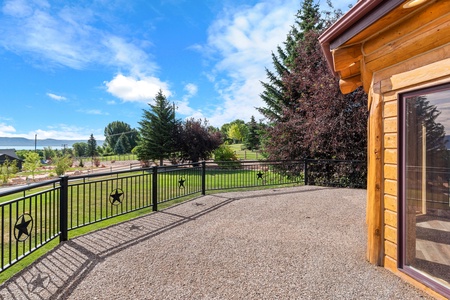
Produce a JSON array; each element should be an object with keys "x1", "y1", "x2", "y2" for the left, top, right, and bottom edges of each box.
[
  {"x1": 87, "y1": 134, "x2": 97, "y2": 158},
  {"x1": 257, "y1": 0, "x2": 322, "y2": 122},
  {"x1": 137, "y1": 90, "x2": 178, "y2": 166},
  {"x1": 244, "y1": 116, "x2": 260, "y2": 150},
  {"x1": 104, "y1": 121, "x2": 138, "y2": 154},
  {"x1": 261, "y1": 1, "x2": 367, "y2": 162}
]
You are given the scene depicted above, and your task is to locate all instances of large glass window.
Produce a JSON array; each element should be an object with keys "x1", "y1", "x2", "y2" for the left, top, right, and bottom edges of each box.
[{"x1": 400, "y1": 83, "x2": 450, "y2": 296}]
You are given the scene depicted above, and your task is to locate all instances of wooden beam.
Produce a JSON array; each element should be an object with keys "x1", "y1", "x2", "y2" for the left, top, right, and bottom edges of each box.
[
  {"x1": 363, "y1": 1, "x2": 450, "y2": 56},
  {"x1": 333, "y1": 44, "x2": 363, "y2": 72},
  {"x1": 364, "y1": 13, "x2": 450, "y2": 73},
  {"x1": 339, "y1": 74, "x2": 362, "y2": 94},
  {"x1": 367, "y1": 86, "x2": 383, "y2": 266}
]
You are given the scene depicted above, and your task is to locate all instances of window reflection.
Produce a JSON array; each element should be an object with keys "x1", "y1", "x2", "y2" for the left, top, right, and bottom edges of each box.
[{"x1": 404, "y1": 88, "x2": 450, "y2": 290}]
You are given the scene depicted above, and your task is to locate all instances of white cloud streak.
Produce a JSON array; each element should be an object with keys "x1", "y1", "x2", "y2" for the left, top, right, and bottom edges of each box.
[
  {"x1": 0, "y1": 122, "x2": 16, "y2": 134},
  {"x1": 46, "y1": 93, "x2": 67, "y2": 101},
  {"x1": 0, "y1": 0, "x2": 170, "y2": 104},
  {"x1": 193, "y1": 0, "x2": 298, "y2": 126},
  {"x1": 0, "y1": 122, "x2": 99, "y2": 140}
]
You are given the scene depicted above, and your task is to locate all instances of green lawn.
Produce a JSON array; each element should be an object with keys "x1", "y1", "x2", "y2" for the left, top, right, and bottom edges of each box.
[{"x1": 227, "y1": 144, "x2": 262, "y2": 160}]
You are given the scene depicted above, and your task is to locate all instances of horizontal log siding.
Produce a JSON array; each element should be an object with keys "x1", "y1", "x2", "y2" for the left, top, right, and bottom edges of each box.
[{"x1": 383, "y1": 93, "x2": 398, "y2": 267}]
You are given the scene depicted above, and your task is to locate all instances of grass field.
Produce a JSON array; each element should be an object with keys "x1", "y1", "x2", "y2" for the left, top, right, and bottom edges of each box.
[{"x1": 227, "y1": 144, "x2": 262, "y2": 160}]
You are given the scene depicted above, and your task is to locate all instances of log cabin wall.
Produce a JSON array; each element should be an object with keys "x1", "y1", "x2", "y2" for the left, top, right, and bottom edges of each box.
[
  {"x1": 372, "y1": 49, "x2": 450, "y2": 299},
  {"x1": 320, "y1": 0, "x2": 450, "y2": 298}
]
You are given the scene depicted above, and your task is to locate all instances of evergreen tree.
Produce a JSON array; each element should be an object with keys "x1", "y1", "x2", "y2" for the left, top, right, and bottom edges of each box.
[
  {"x1": 244, "y1": 116, "x2": 260, "y2": 150},
  {"x1": 257, "y1": 0, "x2": 323, "y2": 122},
  {"x1": 260, "y1": 1, "x2": 367, "y2": 162},
  {"x1": 104, "y1": 121, "x2": 138, "y2": 154},
  {"x1": 114, "y1": 133, "x2": 130, "y2": 155},
  {"x1": 87, "y1": 134, "x2": 97, "y2": 158},
  {"x1": 137, "y1": 90, "x2": 178, "y2": 166}
]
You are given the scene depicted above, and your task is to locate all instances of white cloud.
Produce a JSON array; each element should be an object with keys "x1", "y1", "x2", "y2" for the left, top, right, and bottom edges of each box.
[
  {"x1": 0, "y1": 1, "x2": 161, "y2": 80},
  {"x1": 104, "y1": 74, "x2": 171, "y2": 103},
  {"x1": 173, "y1": 83, "x2": 199, "y2": 116},
  {"x1": 2, "y1": 0, "x2": 33, "y2": 18},
  {"x1": 34, "y1": 124, "x2": 103, "y2": 140},
  {"x1": 0, "y1": 119, "x2": 102, "y2": 140},
  {"x1": 184, "y1": 83, "x2": 198, "y2": 97},
  {"x1": 46, "y1": 92, "x2": 67, "y2": 101},
  {"x1": 197, "y1": 0, "x2": 298, "y2": 126},
  {"x1": 0, "y1": 122, "x2": 16, "y2": 135}
]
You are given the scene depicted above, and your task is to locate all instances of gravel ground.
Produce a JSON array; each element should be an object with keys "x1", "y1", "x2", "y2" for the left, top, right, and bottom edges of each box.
[{"x1": 0, "y1": 186, "x2": 434, "y2": 299}]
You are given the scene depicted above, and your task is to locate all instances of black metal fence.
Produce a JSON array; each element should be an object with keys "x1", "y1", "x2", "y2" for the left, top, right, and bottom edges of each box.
[{"x1": 0, "y1": 159, "x2": 365, "y2": 272}]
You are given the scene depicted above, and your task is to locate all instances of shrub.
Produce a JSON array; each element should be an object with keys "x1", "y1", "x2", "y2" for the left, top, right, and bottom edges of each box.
[
  {"x1": 93, "y1": 157, "x2": 101, "y2": 167},
  {"x1": 53, "y1": 155, "x2": 72, "y2": 176},
  {"x1": 213, "y1": 145, "x2": 241, "y2": 169}
]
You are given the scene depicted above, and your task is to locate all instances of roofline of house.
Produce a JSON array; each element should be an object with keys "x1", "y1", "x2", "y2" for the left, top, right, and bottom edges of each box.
[{"x1": 318, "y1": 0, "x2": 385, "y2": 75}]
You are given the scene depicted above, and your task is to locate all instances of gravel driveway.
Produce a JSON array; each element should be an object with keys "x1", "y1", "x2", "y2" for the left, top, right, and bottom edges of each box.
[{"x1": 0, "y1": 186, "x2": 433, "y2": 299}]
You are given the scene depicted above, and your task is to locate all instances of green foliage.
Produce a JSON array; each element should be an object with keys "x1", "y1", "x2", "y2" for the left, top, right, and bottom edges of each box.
[
  {"x1": 257, "y1": 0, "x2": 323, "y2": 122},
  {"x1": 23, "y1": 152, "x2": 41, "y2": 179},
  {"x1": 16, "y1": 149, "x2": 44, "y2": 160},
  {"x1": 258, "y1": 1, "x2": 367, "y2": 163},
  {"x1": 0, "y1": 158, "x2": 19, "y2": 184},
  {"x1": 104, "y1": 121, "x2": 139, "y2": 155},
  {"x1": 244, "y1": 116, "x2": 261, "y2": 150},
  {"x1": 177, "y1": 118, "x2": 222, "y2": 162},
  {"x1": 213, "y1": 145, "x2": 241, "y2": 168},
  {"x1": 220, "y1": 123, "x2": 232, "y2": 142},
  {"x1": 72, "y1": 142, "x2": 88, "y2": 157},
  {"x1": 53, "y1": 154, "x2": 72, "y2": 176},
  {"x1": 87, "y1": 134, "x2": 97, "y2": 158},
  {"x1": 137, "y1": 90, "x2": 178, "y2": 166},
  {"x1": 43, "y1": 147, "x2": 56, "y2": 160},
  {"x1": 227, "y1": 120, "x2": 248, "y2": 144}
]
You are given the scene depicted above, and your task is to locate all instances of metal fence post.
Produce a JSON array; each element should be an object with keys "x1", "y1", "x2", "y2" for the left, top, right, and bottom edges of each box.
[
  {"x1": 152, "y1": 166, "x2": 158, "y2": 211},
  {"x1": 304, "y1": 159, "x2": 309, "y2": 186},
  {"x1": 201, "y1": 161, "x2": 206, "y2": 195},
  {"x1": 59, "y1": 175, "x2": 69, "y2": 242}
]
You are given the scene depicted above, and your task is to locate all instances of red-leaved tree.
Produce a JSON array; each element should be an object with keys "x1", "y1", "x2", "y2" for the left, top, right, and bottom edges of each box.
[{"x1": 264, "y1": 29, "x2": 368, "y2": 161}]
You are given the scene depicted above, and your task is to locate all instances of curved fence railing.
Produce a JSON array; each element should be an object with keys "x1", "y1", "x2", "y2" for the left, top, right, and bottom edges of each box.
[{"x1": 0, "y1": 159, "x2": 365, "y2": 272}]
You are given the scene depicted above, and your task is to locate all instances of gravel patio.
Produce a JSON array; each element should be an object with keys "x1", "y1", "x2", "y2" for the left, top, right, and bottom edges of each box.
[{"x1": 0, "y1": 186, "x2": 433, "y2": 299}]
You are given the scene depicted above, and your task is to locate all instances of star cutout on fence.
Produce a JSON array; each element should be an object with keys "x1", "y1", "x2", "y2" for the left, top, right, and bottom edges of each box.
[
  {"x1": 179, "y1": 177, "x2": 185, "y2": 189},
  {"x1": 28, "y1": 273, "x2": 50, "y2": 293},
  {"x1": 14, "y1": 213, "x2": 33, "y2": 242},
  {"x1": 256, "y1": 171, "x2": 264, "y2": 179},
  {"x1": 109, "y1": 188, "x2": 124, "y2": 205}
]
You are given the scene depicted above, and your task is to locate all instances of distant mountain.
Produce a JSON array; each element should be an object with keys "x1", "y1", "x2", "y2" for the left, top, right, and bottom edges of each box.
[{"x1": 0, "y1": 137, "x2": 103, "y2": 148}]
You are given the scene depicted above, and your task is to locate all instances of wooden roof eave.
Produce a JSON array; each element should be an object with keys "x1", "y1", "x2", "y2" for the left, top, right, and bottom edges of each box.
[{"x1": 319, "y1": 0, "x2": 440, "y2": 95}]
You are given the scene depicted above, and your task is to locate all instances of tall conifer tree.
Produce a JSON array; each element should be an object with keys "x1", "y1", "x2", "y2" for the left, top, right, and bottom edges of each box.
[
  {"x1": 257, "y1": 0, "x2": 322, "y2": 122},
  {"x1": 137, "y1": 90, "x2": 178, "y2": 166}
]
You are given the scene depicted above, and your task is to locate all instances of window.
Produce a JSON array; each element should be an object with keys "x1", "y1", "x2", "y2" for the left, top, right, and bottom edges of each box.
[{"x1": 399, "y1": 83, "x2": 450, "y2": 296}]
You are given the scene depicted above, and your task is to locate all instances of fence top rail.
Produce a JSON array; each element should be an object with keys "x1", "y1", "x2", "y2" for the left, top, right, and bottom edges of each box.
[
  {"x1": 208, "y1": 159, "x2": 365, "y2": 164},
  {"x1": 0, "y1": 177, "x2": 60, "y2": 200}
]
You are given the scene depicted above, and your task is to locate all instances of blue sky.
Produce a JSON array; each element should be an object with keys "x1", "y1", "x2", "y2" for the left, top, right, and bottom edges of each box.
[{"x1": 0, "y1": 0, "x2": 354, "y2": 141}]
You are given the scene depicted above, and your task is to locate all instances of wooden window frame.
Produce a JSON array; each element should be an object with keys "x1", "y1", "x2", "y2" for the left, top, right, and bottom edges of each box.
[{"x1": 398, "y1": 82, "x2": 450, "y2": 298}]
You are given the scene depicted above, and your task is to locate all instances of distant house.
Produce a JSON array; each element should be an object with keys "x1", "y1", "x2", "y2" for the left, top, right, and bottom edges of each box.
[{"x1": 0, "y1": 149, "x2": 23, "y2": 170}]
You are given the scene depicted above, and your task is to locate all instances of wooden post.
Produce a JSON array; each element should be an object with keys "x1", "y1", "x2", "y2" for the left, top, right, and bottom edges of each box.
[{"x1": 367, "y1": 89, "x2": 383, "y2": 265}]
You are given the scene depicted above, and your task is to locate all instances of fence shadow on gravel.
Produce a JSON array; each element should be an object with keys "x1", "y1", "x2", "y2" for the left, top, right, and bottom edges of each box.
[
  {"x1": 0, "y1": 159, "x2": 365, "y2": 282},
  {"x1": 0, "y1": 195, "x2": 238, "y2": 299}
]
